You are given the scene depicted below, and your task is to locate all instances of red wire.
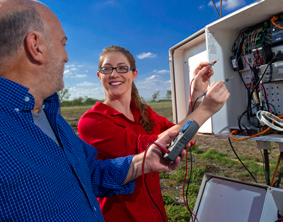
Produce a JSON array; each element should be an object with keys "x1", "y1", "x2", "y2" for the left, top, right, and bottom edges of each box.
[
  {"x1": 271, "y1": 153, "x2": 281, "y2": 187},
  {"x1": 183, "y1": 150, "x2": 190, "y2": 210},
  {"x1": 260, "y1": 83, "x2": 273, "y2": 113},
  {"x1": 152, "y1": 141, "x2": 169, "y2": 154},
  {"x1": 190, "y1": 78, "x2": 194, "y2": 110},
  {"x1": 143, "y1": 142, "x2": 199, "y2": 221}
]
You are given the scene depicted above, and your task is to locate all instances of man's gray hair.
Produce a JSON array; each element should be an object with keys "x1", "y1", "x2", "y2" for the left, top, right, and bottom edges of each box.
[{"x1": 0, "y1": 7, "x2": 45, "y2": 62}]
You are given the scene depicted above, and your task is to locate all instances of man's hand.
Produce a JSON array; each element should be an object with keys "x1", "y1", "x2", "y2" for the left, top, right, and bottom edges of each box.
[{"x1": 123, "y1": 131, "x2": 185, "y2": 185}]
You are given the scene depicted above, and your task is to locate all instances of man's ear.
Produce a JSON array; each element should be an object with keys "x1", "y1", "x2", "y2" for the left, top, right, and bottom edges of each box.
[{"x1": 25, "y1": 32, "x2": 45, "y2": 64}]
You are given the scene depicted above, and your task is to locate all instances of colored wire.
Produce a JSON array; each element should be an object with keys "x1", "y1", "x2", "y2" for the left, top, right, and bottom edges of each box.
[
  {"x1": 271, "y1": 153, "x2": 281, "y2": 187},
  {"x1": 142, "y1": 142, "x2": 166, "y2": 222},
  {"x1": 256, "y1": 111, "x2": 283, "y2": 131},
  {"x1": 230, "y1": 127, "x2": 271, "y2": 141},
  {"x1": 183, "y1": 146, "x2": 199, "y2": 222},
  {"x1": 271, "y1": 16, "x2": 283, "y2": 29},
  {"x1": 228, "y1": 138, "x2": 258, "y2": 183},
  {"x1": 190, "y1": 78, "x2": 194, "y2": 110},
  {"x1": 260, "y1": 83, "x2": 272, "y2": 113}
]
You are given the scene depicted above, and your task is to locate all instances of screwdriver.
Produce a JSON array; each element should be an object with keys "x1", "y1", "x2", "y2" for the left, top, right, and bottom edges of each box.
[
  {"x1": 196, "y1": 76, "x2": 233, "y2": 99},
  {"x1": 192, "y1": 60, "x2": 232, "y2": 110}
]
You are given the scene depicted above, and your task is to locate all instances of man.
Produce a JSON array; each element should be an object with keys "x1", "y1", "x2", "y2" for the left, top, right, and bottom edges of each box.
[{"x1": 0, "y1": 0, "x2": 185, "y2": 221}]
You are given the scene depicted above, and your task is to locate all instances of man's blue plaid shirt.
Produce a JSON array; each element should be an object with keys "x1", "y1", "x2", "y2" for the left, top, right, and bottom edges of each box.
[{"x1": 0, "y1": 77, "x2": 135, "y2": 221}]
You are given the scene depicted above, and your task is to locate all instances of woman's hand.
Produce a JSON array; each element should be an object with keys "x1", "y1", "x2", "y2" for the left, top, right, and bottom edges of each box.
[
  {"x1": 191, "y1": 62, "x2": 214, "y2": 101},
  {"x1": 200, "y1": 81, "x2": 230, "y2": 116}
]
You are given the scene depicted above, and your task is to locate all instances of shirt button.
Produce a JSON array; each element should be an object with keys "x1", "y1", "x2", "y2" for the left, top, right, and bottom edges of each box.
[
  {"x1": 24, "y1": 96, "x2": 30, "y2": 102},
  {"x1": 14, "y1": 108, "x2": 20, "y2": 112},
  {"x1": 153, "y1": 206, "x2": 156, "y2": 209},
  {"x1": 152, "y1": 174, "x2": 155, "y2": 177},
  {"x1": 153, "y1": 190, "x2": 156, "y2": 194},
  {"x1": 93, "y1": 206, "x2": 96, "y2": 211}
]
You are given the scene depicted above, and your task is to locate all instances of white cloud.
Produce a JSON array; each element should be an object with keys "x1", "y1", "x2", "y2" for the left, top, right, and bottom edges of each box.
[
  {"x1": 208, "y1": 0, "x2": 246, "y2": 11},
  {"x1": 75, "y1": 74, "x2": 88, "y2": 78},
  {"x1": 76, "y1": 82, "x2": 97, "y2": 87},
  {"x1": 64, "y1": 63, "x2": 88, "y2": 78},
  {"x1": 65, "y1": 64, "x2": 76, "y2": 68},
  {"x1": 146, "y1": 75, "x2": 160, "y2": 81},
  {"x1": 137, "y1": 52, "x2": 157, "y2": 59},
  {"x1": 153, "y1": 69, "x2": 170, "y2": 74},
  {"x1": 199, "y1": 5, "x2": 205, "y2": 9}
]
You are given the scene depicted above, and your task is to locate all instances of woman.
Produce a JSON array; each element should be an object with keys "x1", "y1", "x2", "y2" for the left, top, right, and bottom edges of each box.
[{"x1": 78, "y1": 45, "x2": 229, "y2": 221}]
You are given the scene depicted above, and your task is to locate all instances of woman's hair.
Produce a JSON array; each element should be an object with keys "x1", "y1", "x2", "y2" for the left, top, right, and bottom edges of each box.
[{"x1": 99, "y1": 45, "x2": 154, "y2": 134}]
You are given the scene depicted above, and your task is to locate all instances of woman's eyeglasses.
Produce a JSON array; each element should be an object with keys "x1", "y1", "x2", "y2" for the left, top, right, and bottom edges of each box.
[{"x1": 99, "y1": 66, "x2": 135, "y2": 74}]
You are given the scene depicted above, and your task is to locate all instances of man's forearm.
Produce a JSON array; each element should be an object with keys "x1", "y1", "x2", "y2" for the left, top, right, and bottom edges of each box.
[{"x1": 123, "y1": 152, "x2": 144, "y2": 185}]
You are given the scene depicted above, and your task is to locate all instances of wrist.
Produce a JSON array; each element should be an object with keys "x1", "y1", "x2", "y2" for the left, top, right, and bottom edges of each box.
[
  {"x1": 123, "y1": 152, "x2": 144, "y2": 185},
  {"x1": 188, "y1": 105, "x2": 213, "y2": 127}
]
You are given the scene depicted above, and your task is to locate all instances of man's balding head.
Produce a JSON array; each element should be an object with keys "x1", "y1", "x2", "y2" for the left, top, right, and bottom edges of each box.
[
  {"x1": 0, "y1": 0, "x2": 47, "y2": 64},
  {"x1": 0, "y1": 0, "x2": 68, "y2": 103}
]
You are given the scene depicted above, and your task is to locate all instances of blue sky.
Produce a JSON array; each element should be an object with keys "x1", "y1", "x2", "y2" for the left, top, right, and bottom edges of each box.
[{"x1": 39, "y1": 0, "x2": 257, "y2": 101}]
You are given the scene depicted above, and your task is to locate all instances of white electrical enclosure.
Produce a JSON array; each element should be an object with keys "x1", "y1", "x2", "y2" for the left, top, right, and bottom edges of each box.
[
  {"x1": 169, "y1": 0, "x2": 283, "y2": 140},
  {"x1": 192, "y1": 174, "x2": 283, "y2": 222}
]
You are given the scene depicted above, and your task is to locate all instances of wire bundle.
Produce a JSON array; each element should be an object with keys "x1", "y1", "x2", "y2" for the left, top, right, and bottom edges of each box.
[{"x1": 231, "y1": 18, "x2": 281, "y2": 136}]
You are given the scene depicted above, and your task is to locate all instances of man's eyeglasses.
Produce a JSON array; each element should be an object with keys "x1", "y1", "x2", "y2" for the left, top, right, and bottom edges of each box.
[{"x1": 99, "y1": 66, "x2": 135, "y2": 74}]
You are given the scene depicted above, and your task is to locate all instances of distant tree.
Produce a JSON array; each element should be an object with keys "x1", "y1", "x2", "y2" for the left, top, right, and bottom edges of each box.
[
  {"x1": 140, "y1": 96, "x2": 146, "y2": 103},
  {"x1": 151, "y1": 91, "x2": 160, "y2": 102},
  {"x1": 58, "y1": 88, "x2": 70, "y2": 103},
  {"x1": 166, "y1": 90, "x2": 171, "y2": 100},
  {"x1": 71, "y1": 97, "x2": 84, "y2": 106},
  {"x1": 85, "y1": 97, "x2": 98, "y2": 105}
]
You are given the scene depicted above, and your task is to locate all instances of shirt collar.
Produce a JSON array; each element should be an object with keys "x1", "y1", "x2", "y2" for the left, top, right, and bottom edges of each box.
[
  {"x1": 0, "y1": 77, "x2": 59, "y2": 112},
  {"x1": 93, "y1": 100, "x2": 141, "y2": 123}
]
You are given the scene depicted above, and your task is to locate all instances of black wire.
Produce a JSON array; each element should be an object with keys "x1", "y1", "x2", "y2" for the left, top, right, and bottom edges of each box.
[
  {"x1": 228, "y1": 138, "x2": 258, "y2": 183},
  {"x1": 261, "y1": 84, "x2": 272, "y2": 113},
  {"x1": 251, "y1": 57, "x2": 278, "y2": 93},
  {"x1": 143, "y1": 142, "x2": 166, "y2": 222},
  {"x1": 244, "y1": 58, "x2": 278, "y2": 130},
  {"x1": 192, "y1": 95, "x2": 203, "y2": 111},
  {"x1": 273, "y1": 152, "x2": 282, "y2": 188},
  {"x1": 273, "y1": 174, "x2": 282, "y2": 188},
  {"x1": 185, "y1": 148, "x2": 194, "y2": 221},
  {"x1": 238, "y1": 109, "x2": 249, "y2": 132},
  {"x1": 238, "y1": 59, "x2": 277, "y2": 133}
]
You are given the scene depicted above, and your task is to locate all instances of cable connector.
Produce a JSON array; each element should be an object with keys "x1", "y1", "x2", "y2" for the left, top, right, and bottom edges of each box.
[{"x1": 207, "y1": 59, "x2": 219, "y2": 68}]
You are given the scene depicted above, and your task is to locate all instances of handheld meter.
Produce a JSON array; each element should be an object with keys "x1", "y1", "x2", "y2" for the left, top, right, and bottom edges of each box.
[{"x1": 164, "y1": 120, "x2": 199, "y2": 161}]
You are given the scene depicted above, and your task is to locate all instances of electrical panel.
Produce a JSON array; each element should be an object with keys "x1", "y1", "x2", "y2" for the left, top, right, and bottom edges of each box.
[
  {"x1": 169, "y1": 0, "x2": 283, "y2": 140},
  {"x1": 229, "y1": 12, "x2": 283, "y2": 136}
]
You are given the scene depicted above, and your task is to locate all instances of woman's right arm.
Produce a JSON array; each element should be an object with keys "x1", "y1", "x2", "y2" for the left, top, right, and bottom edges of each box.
[{"x1": 158, "y1": 80, "x2": 230, "y2": 139}]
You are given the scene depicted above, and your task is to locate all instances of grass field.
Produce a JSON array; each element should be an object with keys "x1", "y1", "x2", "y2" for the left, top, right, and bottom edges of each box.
[{"x1": 61, "y1": 101, "x2": 282, "y2": 221}]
